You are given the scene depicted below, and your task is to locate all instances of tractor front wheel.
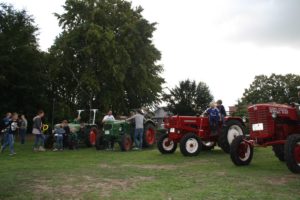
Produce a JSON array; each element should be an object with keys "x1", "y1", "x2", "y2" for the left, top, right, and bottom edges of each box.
[
  {"x1": 179, "y1": 133, "x2": 202, "y2": 156},
  {"x1": 272, "y1": 144, "x2": 285, "y2": 162},
  {"x1": 218, "y1": 120, "x2": 245, "y2": 154},
  {"x1": 230, "y1": 135, "x2": 253, "y2": 166},
  {"x1": 143, "y1": 123, "x2": 156, "y2": 148},
  {"x1": 284, "y1": 134, "x2": 300, "y2": 173},
  {"x1": 157, "y1": 134, "x2": 177, "y2": 154},
  {"x1": 119, "y1": 134, "x2": 133, "y2": 151}
]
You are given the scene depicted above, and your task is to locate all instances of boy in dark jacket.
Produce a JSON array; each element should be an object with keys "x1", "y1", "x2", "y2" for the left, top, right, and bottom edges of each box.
[
  {"x1": 216, "y1": 100, "x2": 226, "y2": 124},
  {"x1": 206, "y1": 102, "x2": 220, "y2": 135}
]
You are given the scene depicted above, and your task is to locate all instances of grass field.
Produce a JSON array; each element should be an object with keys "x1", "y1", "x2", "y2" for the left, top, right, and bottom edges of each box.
[{"x1": 0, "y1": 139, "x2": 300, "y2": 200}]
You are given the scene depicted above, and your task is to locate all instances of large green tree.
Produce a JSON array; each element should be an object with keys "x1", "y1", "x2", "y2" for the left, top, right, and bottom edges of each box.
[
  {"x1": 163, "y1": 79, "x2": 213, "y2": 115},
  {"x1": 49, "y1": 0, "x2": 164, "y2": 114},
  {"x1": 0, "y1": 4, "x2": 47, "y2": 117},
  {"x1": 234, "y1": 73, "x2": 300, "y2": 116}
]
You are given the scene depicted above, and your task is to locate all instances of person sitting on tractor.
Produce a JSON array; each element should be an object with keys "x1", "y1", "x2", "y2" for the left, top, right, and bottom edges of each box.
[
  {"x1": 216, "y1": 100, "x2": 226, "y2": 124},
  {"x1": 102, "y1": 110, "x2": 115, "y2": 150},
  {"x1": 206, "y1": 102, "x2": 220, "y2": 135}
]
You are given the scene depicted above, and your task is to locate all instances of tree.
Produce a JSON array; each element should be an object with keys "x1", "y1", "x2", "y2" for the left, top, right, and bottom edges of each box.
[
  {"x1": 163, "y1": 79, "x2": 213, "y2": 115},
  {"x1": 49, "y1": 0, "x2": 164, "y2": 115},
  {"x1": 0, "y1": 4, "x2": 48, "y2": 117},
  {"x1": 235, "y1": 73, "x2": 300, "y2": 116}
]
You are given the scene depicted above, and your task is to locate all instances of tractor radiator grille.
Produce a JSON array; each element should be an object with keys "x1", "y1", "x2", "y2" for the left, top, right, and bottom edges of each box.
[
  {"x1": 103, "y1": 124, "x2": 112, "y2": 130},
  {"x1": 248, "y1": 108, "x2": 272, "y2": 133}
]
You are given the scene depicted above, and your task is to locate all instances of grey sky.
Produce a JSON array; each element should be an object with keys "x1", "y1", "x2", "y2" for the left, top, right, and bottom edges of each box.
[{"x1": 3, "y1": 0, "x2": 300, "y2": 108}]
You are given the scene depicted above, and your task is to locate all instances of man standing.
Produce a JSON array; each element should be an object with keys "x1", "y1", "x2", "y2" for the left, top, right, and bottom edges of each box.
[
  {"x1": 126, "y1": 110, "x2": 145, "y2": 150},
  {"x1": 19, "y1": 114, "x2": 27, "y2": 144},
  {"x1": 102, "y1": 110, "x2": 115, "y2": 123},
  {"x1": 1, "y1": 113, "x2": 12, "y2": 145},
  {"x1": 32, "y1": 110, "x2": 46, "y2": 152}
]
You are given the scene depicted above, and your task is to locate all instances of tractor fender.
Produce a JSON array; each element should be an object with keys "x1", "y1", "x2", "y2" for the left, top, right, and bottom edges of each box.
[
  {"x1": 144, "y1": 119, "x2": 156, "y2": 127},
  {"x1": 225, "y1": 117, "x2": 246, "y2": 127}
]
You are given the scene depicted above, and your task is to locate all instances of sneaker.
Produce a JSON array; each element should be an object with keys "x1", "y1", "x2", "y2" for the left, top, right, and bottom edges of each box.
[
  {"x1": 53, "y1": 148, "x2": 58, "y2": 152},
  {"x1": 59, "y1": 149, "x2": 63, "y2": 151},
  {"x1": 33, "y1": 147, "x2": 38, "y2": 152},
  {"x1": 133, "y1": 147, "x2": 139, "y2": 150},
  {"x1": 9, "y1": 152, "x2": 16, "y2": 156},
  {"x1": 39, "y1": 146, "x2": 46, "y2": 152}
]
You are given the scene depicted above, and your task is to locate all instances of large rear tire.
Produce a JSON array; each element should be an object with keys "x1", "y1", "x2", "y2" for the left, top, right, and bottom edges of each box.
[
  {"x1": 272, "y1": 144, "x2": 285, "y2": 162},
  {"x1": 179, "y1": 133, "x2": 202, "y2": 156},
  {"x1": 95, "y1": 131, "x2": 105, "y2": 150},
  {"x1": 157, "y1": 134, "x2": 177, "y2": 154},
  {"x1": 284, "y1": 134, "x2": 300, "y2": 174},
  {"x1": 143, "y1": 123, "x2": 156, "y2": 148},
  {"x1": 230, "y1": 135, "x2": 253, "y2": 166},
  {"x1": 218, "y1": 120, "x2": 245, "y2": 154},
  {"x1": 119, "y1": 134, "x2": 133, "y2": 151}
]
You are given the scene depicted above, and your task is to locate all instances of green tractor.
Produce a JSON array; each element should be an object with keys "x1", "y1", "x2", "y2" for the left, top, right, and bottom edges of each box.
[
  {"x1": 95, "y1": 118, "x2": 157, "y2": 151},
  {"x1": 45, "y1": 109, "x2": 99, "y2": 149}
]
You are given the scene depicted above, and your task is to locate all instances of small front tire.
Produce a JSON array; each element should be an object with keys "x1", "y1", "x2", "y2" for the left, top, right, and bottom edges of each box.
[
  {"x1": 157, "y1": 134, "x2": 177, "y2": 154},
  {"x1": 284, "y1": 134, "x2": 300, "y2": 174},
  {"x1": 230, "y1": 135, "x2": 253, "y2": 166},
  {"x1": 179, "y1": 133, "x2": 202, "y2": 156}
]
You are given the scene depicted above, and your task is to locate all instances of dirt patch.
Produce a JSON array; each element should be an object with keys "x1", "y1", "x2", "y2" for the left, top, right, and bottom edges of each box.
[
  {"x1": 31, "y1": 175, "x2": 154, "y2": 199},
  {"x1": 266, "y1": 174, "x2": 300, "y2": 186},
  {"x1": 122, "y1": 164, "x2": 177, "y2": 170}
]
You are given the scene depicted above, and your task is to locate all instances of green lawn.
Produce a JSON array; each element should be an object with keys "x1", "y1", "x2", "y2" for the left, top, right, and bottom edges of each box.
[{"x1": 0, "y1": 139, "x2": 299, "y2": 200}]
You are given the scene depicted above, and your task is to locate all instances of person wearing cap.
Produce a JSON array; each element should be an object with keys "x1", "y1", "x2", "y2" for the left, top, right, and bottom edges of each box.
[
  {"x1": 126, "y1": 110, "x2": 145, "y2": 150},
  {"x1": 216, "y1": 100, "x2": 226, "y2": 124}
]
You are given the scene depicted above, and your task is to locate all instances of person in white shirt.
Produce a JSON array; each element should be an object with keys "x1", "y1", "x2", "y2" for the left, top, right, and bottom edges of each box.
[
  {"x1": 102, "y1": 110, "x2": 115, "y2": 150},
  {"x1": 102, "y1": 110, "x2": 115, "y2": 123}
]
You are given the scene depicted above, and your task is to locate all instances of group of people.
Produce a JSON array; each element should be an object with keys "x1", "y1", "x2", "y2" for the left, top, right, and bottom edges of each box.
[
  {"x1": 205, "y1": 100, "x2": 227, "y2": 135},
  {"x1": 0, "y1": 112, "x2": 28, "y2": 155}
]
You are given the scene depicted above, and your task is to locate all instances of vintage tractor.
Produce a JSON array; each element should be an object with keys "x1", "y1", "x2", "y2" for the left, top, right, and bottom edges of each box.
[
  {"x1": 45, "y1": 109, "x2": 98, "y2": 149},
  {"x1": 157, "y1": 115, "x2": 246, "y2": 156},
  {"x1": 95, "y1": 119, "x2": 157, "y2": 151},
  {"x1": 230, "y1": 103, "x2": 300, "y2": 173}
]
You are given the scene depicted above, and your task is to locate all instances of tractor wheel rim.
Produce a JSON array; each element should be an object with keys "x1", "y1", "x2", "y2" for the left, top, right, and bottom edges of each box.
[
  {"x1": 238, "y1": 142, "x2": 250, "y2": 161},
  {"x1": 90, "y1": 130, "x2": 96, "y2": 145},
  {"x1": 146, "y1": 128, "x2": 155, "y2": 145},
  {"x1": 294, "y1": 142, "x2": 300, "y2": 166},
  {"x1": 202, "y1": 141, "x2": 215, "y2": 147},
  {"x1": 227, "y1": 125, "x2": 243, "y2": 145},
  {"x1": 162, "y1": 138, "x2": 174, "y2": 151},
  {"x1": 185, "y1": 138, "x2": 199, "y2": 153}
]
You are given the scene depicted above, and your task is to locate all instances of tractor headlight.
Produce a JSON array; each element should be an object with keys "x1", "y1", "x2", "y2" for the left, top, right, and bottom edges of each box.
[
  {"x1": 272, "y1": 112, "x2": 277, "y2": 119},
  {"x1": 242, "y1": 116, "x2": 247, "y2": 123}
]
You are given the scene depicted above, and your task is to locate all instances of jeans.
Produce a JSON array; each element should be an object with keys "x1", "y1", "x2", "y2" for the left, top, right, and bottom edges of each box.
[
  {"x1": 34, "y1": 134, "x2": 45, "y2": 148},
  {"x1": 209, "y1": 119, "x2": 218, "y2": 133},
  {"x1": 19, "y1": 129, "x2": 26, "y2": 144},
  {"x1": 1, "y1": 134, "x2": 14, "y2": 154},
  {"x1": 56, "y1": 135, "x2": 63, "y2": 150},
  {"x1": 134, "y1": 128, "x2": 144, "y2": 149}
]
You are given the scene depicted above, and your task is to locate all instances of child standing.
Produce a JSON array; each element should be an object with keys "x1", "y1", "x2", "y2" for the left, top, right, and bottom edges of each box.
[
  {"x1": 53, "y1": 124, "x2": 65, "y2": 151},
  {"x1": 216, "y1": 100, "x2": 226, "y2": 124},
  {"x1": 206, "y1": 102, "x2": 220, "y2": 135},
  {"x1": 1, "y1": 113, "x2": 18, "y2": 156}
]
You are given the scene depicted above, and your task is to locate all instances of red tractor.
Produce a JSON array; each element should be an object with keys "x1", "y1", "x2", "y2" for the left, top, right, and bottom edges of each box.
[
  {"x1": 157, "y1": 115, "x2": 246, "y2": 156},
  {"x1": 230, "y1": 103, "x2": 300, "y2": 173}
]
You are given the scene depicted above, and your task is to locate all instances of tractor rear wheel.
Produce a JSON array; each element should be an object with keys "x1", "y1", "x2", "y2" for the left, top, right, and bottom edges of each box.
[
  {"x1": 201, "y1": 141, "x2": 215, "y2": 151},
  {"x1": 85, "y1": 127, "x2": 97, "y2": 147},
  {"x1": 272, "y1": 144, "x2": 285, "y2": 162},
  {"x1": 119, "y1": 134, "x2": 133, "y2": 151},
  {"x1": 284, "y1": 134, "x2": 300, "y2": 174},
  {"x1": 157, "y1": 133, "x2": 177, "y2": 154},
  {"x1": 230, "y1": 135, "x2": 253, "y2": 166},
  {"x1": 179, "y1": 133, "x2": 202, "y2": 156},
  {"x1": 218, "y1": 120, "x2": 245, "y2": 154},
  {"x1": 143, "y1": 123, "x2": 156, "y2": 148}
]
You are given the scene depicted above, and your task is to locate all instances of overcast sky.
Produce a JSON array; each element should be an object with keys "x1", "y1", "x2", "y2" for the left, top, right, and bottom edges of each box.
[{"x1": 3, "y1": 0, "x2": 300, "y2": 108}]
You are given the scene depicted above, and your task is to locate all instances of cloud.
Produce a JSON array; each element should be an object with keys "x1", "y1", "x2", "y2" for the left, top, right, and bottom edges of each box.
[{"x1": 220, "y1": 0, "x2": 300, "y2": 47}]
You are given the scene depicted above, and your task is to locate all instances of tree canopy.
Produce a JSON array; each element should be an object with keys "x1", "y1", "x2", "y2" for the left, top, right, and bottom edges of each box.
[
  {"x1": 48, "y1": 0, "x2": 164, "y2": 115},
  {"x1": 0, "y1": 4, "x2": 47, "y2": 117},
  {"x1": 163, "y1": 79, "x2": 213, "y2": 115}
]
